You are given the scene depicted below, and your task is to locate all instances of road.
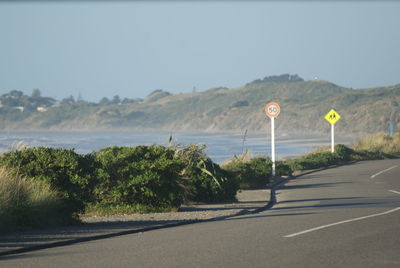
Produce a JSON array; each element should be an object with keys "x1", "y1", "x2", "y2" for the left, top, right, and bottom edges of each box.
[{"x1": 1, "y1": 159, "x2": 399, "y2": 267}]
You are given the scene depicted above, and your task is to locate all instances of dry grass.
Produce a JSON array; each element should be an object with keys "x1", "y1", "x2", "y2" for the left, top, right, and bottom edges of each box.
[
  {"x1": 354, "y1": 132, "x2": 400, "y2": 155},
  {"x1": 0, "y1": 167, "x2": 74, "y2": 231},
  {"x1": 304, "y1": 146, "x2": 331, "y2": 156}
]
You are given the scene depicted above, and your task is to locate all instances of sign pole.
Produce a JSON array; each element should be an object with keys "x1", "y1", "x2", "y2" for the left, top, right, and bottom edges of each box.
[
  {"x1": 324, "y1": 109, "x2": 340, "y2": 153},
  {"x1": 265, "y1": 102, "x2": 280, "y2": 178},
  {"x1": 271, "y1": 116, "x2": 276, "y2": 177},
  {"x1": 331, "y1": 124, "x2": 335, "y2": 153}
]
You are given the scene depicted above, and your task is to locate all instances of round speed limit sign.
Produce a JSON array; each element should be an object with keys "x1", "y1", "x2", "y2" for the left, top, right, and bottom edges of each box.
[{"x1": 265, "y1": 102, "x2": 281, "y2": 118}]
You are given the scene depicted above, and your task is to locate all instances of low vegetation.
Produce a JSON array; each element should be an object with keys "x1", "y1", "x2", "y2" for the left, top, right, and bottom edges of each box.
[
  {"x1": 0, "y1": 147, "x2": 97, "y2": 215},
  {"x1": 0, "y1": 167, "x2": 78, "y2": 231},
  {"x1": 92, "y1": 145, "x2": 185, "y2": 214},
  {"x1": 0, "y1": 132, "x2": 398, "y2": 231},
  {"x1": 173, "y1": 144, "x2": 237, "y2": 203},
  {"x1": 353, "y1": 131, "x2": 400, "y2": 158},
  {"x1": 0, "y1": 144, "x2": 238, "y2": 230},
  {"x1": 221, "y1": 154, "x2": 290, "y2": 190}
]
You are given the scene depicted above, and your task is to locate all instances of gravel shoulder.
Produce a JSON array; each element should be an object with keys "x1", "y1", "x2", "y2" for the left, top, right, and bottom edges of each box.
[{"x1": 0, "y1": 189, "x2": 270, "y2": 255}]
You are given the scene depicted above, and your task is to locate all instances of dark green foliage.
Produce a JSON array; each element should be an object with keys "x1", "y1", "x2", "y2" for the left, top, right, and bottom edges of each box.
[
  {"x1": 247, "y1": 74, "x2": 304, "y2": 85},
  {"x1": 222, "y1": 157, "x2": 293, "y2": 190},
  {"x1": 276, "y1": 161, "x2": 292, "y2": 177},
  {"x1": 286, "y1": 152, "x2": 339, "y2": 171},
  {"x1": 284, "y1": 144, "x2": 376, "y2": 172},
  {"x1": 94, "y1": 145, "x2": 185, "y2": 209},
  {"x1": 222, "y1": 157, "x2": 271, "y2": 190},
  {"x1": 351, "y1": 149, "x2": 390, "y2": 160},
  {"x1": 334, "y1": 144, "x2": 354, "y2": 161},
  {"x1": 174, "y1": 144, "x2": 238, "y2": 203},
  {"x1": 0, "y1": 147, "x2": 96, "y2": 214}
]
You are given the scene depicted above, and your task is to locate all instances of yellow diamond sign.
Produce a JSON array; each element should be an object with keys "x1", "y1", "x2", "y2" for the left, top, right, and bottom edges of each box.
[{"x1": 325, "y1": 109, "x2": 341, "y2": 125}]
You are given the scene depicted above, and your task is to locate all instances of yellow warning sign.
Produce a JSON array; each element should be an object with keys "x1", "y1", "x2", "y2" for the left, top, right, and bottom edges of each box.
[{"x1": 324, "y1": 109, "x2": 341, "y2": 125}]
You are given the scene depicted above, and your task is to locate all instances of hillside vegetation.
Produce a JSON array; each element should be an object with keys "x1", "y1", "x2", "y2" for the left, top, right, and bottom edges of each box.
[{"x1": 1, "y1": 74, "x2": 399, "y2": 135}]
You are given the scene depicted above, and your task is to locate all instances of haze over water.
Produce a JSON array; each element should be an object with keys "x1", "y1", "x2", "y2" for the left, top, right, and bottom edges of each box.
[{"x1": 0, "y1": 131, "x2": 353, "y2": 163}]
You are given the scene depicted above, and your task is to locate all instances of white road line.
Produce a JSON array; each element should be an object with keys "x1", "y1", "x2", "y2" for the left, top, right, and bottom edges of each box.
[
  {"x1": 370, "y1": 165, "x2": 398, "y2": 179},
  {"x1": 284, "y1": 207, "x2": 400, "y2": 238},
  {"x1": 389, "y1": 190, "x2": 400, "y2": 195}
]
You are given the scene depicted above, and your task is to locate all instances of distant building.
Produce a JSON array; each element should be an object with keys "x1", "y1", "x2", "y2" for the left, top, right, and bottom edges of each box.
[
  {"x1": 37, "y1": 107, "x2": 48, "y2": 112},
  {"x1": 13, "y1": 106, "x2": 24, "y2": 112}
]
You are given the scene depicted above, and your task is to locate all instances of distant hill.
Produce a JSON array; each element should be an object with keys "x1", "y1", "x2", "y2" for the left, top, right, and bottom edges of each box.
[{"x1": 1, "y1": 74, "x2": 399, "y2": 136}]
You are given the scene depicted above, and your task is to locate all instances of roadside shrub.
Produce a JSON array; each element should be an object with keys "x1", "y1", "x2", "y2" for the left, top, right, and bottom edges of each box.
[
  {"x1": 351, "y1": 149, "x2": 387, "y2": 161},
  {"x1": 334, "y1": 144, "x2": 354, "y2": 162},
  {"x1": 0, "y1": 167, "x2": 77, "y2": 231},
  {"x1": 222, "y1": 157, "x2": 271, "y2": 190},
  {"x1": 222, "y1": 156, "x2": 292, "y2": 190},
  {"x1": 276, "y1": 161, "x2": 292, "y2": 177},
  {"x1": 285, "y1": 144, "x2": 360, "y2": 172},
  {"x1": 93, "y1": 145, "x2": 184, "y2": 211},
  {"x1": 0, "y1": 147, "x2": 96, "y2": 214},
  {"x1": 174, "y1": 144, "x2": 238, "y2": 203},
  {"x1": 285, "y1": 151, "x2": 340, "y2": 171}
]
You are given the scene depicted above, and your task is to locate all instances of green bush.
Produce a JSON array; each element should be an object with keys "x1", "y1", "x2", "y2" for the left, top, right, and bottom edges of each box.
[
  {"x1": 276, "y1": 161, "x2": 292, "y2": 177},
  {"x1": 285, "y1": 141, "x2": 399, "y2": 173},
  {"x1": 285, "y1": 151, "x2": 339, "y2": 171},
  {"x1": 222, "y1": 156, "x2": 292, "y2": 190},
  {"x1": 0, "y1": 167, "x2": 78, "y2": 231},
  {"x1": 0, "y1": 147, "x2": 96, "y2": 214},
  {"x1": 93, "y1": 145, "x2": 185, "y2": 211},
  {"x1": 222, "y1": 157, "x2": 271, "y2": 190},
  {"x1": 174, "y1": 144, "x2": 238, "y2": 203},
  {"x1": 334, "y1": 144, "x2": 354, "y2": 162},
  {"x1": 285, "y1": 144, "x2": 358, "y2": 172},
  {"x1": 351, "y1": 149, "x2": 387, "y2": 161}
]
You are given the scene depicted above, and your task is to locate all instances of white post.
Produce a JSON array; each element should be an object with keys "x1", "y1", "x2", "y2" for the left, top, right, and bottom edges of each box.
[
  {"x1": 271, "y1": 117, "x2": 276, "y2": 177},
  {"x1": 331, "y1": 124, "x2": 335, "y2": 153}
]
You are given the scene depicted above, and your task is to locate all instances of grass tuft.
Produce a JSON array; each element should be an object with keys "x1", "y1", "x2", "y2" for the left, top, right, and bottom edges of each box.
[
  {"x1": 0, "y1": 167, "x2": 78, "y2": 231},
  {"x1": 353, "y1": 132, "x2": 400, "y2": 157}
]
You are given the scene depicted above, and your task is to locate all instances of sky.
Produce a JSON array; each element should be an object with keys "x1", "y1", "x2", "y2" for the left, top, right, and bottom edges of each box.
[{"x1": 0, "y1": 1, "x2": 399, "y2": 102}]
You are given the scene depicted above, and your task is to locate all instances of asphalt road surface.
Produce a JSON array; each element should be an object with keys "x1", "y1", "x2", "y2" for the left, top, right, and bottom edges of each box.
[{"x1": 1, "y1": 159, "x2": 399, "y2": 267}]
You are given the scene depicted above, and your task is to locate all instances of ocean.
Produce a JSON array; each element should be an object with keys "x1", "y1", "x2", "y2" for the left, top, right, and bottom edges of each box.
[{"x1": 0, "y1": 131, "x2": 353, "y2": 163}]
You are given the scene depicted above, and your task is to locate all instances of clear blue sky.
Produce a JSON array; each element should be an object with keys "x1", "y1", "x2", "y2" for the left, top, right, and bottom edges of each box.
[{"x1": 0, "y1": 1, "x2": 399, "y2": 102}]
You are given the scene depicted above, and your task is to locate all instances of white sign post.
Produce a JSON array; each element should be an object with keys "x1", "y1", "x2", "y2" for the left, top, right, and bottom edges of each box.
[
  {"x1": 265, "y1": 102, "x2": 281, "y2": 177},
  {"x1": 331, "y1": 124, "x2": 335, "y2": 153},
  {"x1": 324, "y1": 109, "x2": 341, "y2": 153}
]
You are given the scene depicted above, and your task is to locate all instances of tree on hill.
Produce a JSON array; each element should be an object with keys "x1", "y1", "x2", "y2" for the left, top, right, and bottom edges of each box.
[
  {"x1": 31, "y1": 88, "x2": 42, "y2": 98},
  {"x1": 112, "y1": 95, "x2": 121, "y2": 104},
  {"x1": 99, "y1": 97, "x2": 111, "y2": 105},
  {"x1": 145, "y1": 90, "x2": 172, "y2": 102},
  {"x1": 61, "y1": 95, "x2": 76, "y2": 105},
  {"x1": 0, "y1": 90, "x2": 55, "y2": 111},
  {"x1": 247, "y1": 74, "x2": 304, "y2": 85},
  {"x1": 0, "y1": 90, "x2": 25, "y2": 107}
]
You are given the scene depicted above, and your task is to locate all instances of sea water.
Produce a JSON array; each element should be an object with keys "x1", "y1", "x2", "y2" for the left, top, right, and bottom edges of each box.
[{"x1": 0, "y1": 131, "x2": 353, "y2": 163}]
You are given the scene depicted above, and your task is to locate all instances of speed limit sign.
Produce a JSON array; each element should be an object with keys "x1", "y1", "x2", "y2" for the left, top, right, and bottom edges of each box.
[
  {"x1": 265, "y1": 102, "x2": 281, "y2": 118},
  {"x1": 264, "y1": 102, "x2": 280, "y2": 177}
]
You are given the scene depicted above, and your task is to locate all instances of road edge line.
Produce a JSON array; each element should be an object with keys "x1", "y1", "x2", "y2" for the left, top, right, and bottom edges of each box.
[
  {"x1": 371, "y1": 165, "x2": 398, "y2": 179},
  {"x1": 284, "y1": 207, "x2": 400, "y2": 238}
]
